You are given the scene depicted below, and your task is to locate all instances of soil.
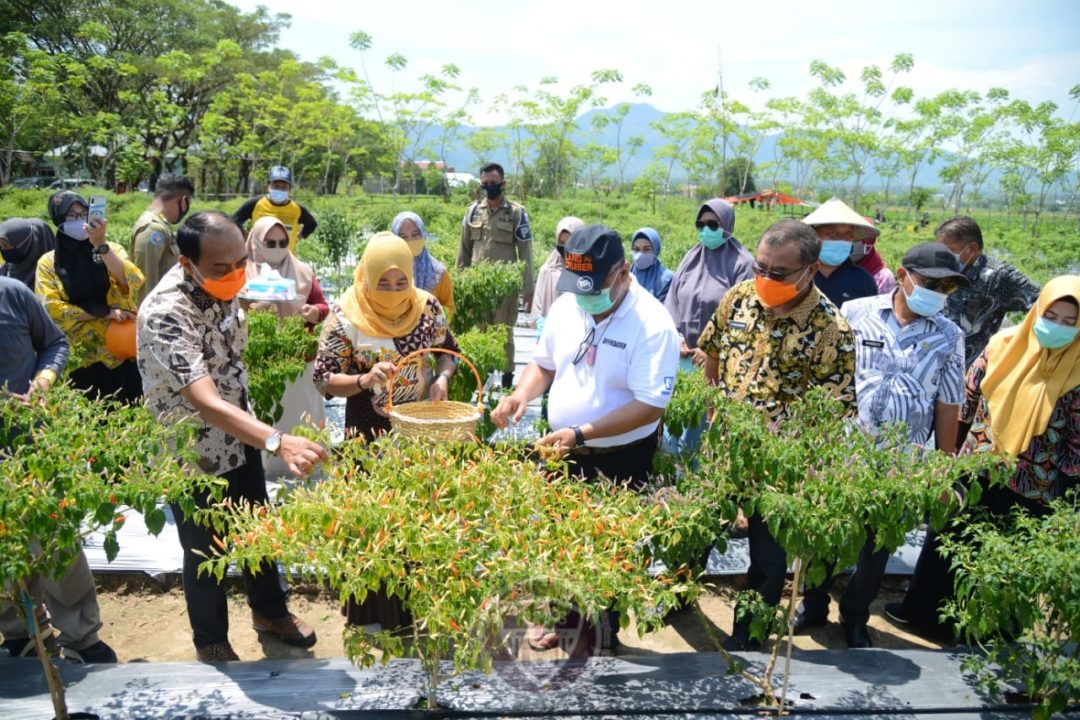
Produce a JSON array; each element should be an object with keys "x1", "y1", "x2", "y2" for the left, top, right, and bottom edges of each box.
[{"x1": 91, "y1": 573, "x2": 946, "y2": 663}]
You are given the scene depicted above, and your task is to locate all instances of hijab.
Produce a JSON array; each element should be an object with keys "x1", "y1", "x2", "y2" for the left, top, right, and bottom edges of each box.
[
  {"x1": 49, "y1": 191, "x2": 110, "y2": 317},
  {"x1": 981, "y1": 275, "x2": 1080, "y2": 457},
  {"x1": 0, "y1": 218, "x2": 55, "y2": 290},
  {"x1": 532, "y1": 216, "x2": 583, "y2": 321},
  {"x1": 390, "y1": 211, "x2": 446, "y2": 293},
  {"x1": 629, "y1": 227, "x2": 673, "y2": 300},
  {"x1": 339, "y1": 231, "x2": 433, "y2": 339},
  {"x1": 664, "y1": 198, "x2": 755, "y2": 345},
  {"x1": 246, "y1": 216, "x2": 315, "y2": 318}
]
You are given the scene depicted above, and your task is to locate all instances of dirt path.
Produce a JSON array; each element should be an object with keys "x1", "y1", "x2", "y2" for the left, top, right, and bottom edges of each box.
[{"x1": 92, "y1": 574, "x2": 946, "y2": 664}]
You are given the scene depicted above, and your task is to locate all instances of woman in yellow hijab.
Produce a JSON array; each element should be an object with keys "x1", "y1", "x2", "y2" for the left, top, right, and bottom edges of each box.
[
  {"x1": 886, "y1": 276, "x2": 1079, "y2": 637},
  {"x1": 313, "y1": 231, "x2": 459, "y2": 443},
  {"x1": 313, "y1": 232, "x2": 460, "y2": 632}
]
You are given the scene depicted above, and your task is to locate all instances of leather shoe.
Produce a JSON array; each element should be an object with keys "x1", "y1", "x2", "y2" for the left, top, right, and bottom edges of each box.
[
  {"x1": 252, "y1": 610, "x2": 317, "y2": 648},
  {"x1": 792, "y1": 607, "x2": 827, "y2": 635},
  {"x1": 843, "y1": 622, "x2": 873, "y2": 648}
]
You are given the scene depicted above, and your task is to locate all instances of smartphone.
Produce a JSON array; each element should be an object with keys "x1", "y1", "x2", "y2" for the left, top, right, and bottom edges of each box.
[{"x1": 89, "y1": 196, "x2": 107, "y2": 226}]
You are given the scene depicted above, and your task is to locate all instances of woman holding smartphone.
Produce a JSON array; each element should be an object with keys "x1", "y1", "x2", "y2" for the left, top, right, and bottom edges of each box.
[{"x1": 35, "y1": 190, "x2": 145, "y2": 403}]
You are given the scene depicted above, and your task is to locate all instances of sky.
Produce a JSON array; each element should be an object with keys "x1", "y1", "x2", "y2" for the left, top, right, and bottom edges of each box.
[{"x1": 230, "y1": 0, "x2": 1080, "y2": 125}]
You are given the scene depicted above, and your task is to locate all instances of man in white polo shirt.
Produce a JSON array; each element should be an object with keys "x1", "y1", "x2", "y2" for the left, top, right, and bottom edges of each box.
[{"x1": 492, "y1": 224, "x2": 679, "y2": 491}]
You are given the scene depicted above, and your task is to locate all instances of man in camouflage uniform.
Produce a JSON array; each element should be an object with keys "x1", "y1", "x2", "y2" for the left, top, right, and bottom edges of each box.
[
  {"x1": 457, "y1": 163, "x2": 534, "y2": 388},
  {"x1": 130, "y1": 173, "x2": 194, "y2": 306},
  {"x1": 935, "y1": 216, "x2": 1040, "y2": 367}
]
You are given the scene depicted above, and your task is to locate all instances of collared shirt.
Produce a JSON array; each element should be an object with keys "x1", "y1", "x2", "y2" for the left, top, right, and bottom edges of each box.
[
  {"x1": 961, "y1": 350, "x2": 1080, "y2": 505},
  {"x1": 814, "y1": 262, "x2": 878, "y2": 310},
  {"x1": 697, "y1": 280, "x2": 856, "y2": 422},
  {"x1": 0, "y1": 276, "x2": 68, "y2": 395},
  {"x1": 137, "y1": 265, "x2": 250, "y2": 476},
  {"x1": 534, "y1": 280, "x2": 680, "y2": 447},
  {"x1": 841, "y1": 293, "x2": 965, "y2": 445},
  {"x1": 130, "y1": 209, "x2": 178, "y2": 306},
  {"x1": 457, "y1": 197, "x2": 534, "y2": 296},
  {"x1": 944, "y1": 253, "x2": 1040, "y2": 366}
]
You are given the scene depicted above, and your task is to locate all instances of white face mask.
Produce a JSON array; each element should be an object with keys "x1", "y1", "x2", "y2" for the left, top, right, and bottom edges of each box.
[
  {"x1": 261, "y1": 246, "x2": 289, "y2": 265},
  {"x1": 61, "y1": 220, "x2": 88, "y2": 240}
]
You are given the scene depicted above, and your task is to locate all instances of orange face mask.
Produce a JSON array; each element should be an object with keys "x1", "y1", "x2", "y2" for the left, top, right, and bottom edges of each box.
[
  {"x1": 754, "y1": 268, "x2": 807, "y2": 308},
  {"x1": 194, "y1": 265, "x2": 247, "y2": 302}
]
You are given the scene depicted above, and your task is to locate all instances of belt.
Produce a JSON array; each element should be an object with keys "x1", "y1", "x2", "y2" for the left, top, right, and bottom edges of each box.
[{"x1": 569, "y1": 433, "x2": 653, "y2": 457}]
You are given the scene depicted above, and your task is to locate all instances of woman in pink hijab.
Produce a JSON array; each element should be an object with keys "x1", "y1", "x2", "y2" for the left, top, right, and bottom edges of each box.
[
  {"x1": 245, "y1": 216, "x2": 328, "y2": 324},
  {"x1": 244, "y1": 216, "x2": 328, "y2": 475}
]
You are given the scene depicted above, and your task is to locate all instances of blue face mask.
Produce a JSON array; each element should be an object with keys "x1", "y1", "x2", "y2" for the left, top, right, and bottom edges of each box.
[
  {"x1": 61, "y1": 220, "x2": 88, "y2": 241},
  {"x1": 819, "y1": 239, "x2": 852, "y2": 266},
  {"x1": 576, "y1": 286, "x2": 615, "y2": 315},
  {"x1": 1034, "y1": 316, "x2": 1079, "y2": 350},
  {"x1": 632, "y1": 250, "x2": 656, "y2": 270},
  {"x1": 699, "y1": 227, "x2": 727, "y2": 250},
  {"x1": 268, "y1": 189, "x2": 290, "y2": 204},
  {"x1": 903, "y1": 280, "x2": 948, "y2": 317}
]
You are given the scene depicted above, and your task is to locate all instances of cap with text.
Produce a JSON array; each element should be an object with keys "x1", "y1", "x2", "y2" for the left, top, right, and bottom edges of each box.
[
  {"x1": 556, "y1": 224, "x2": 625, "y2": 295},
  {"x1": 902, "y1": 242, "x2": 970, "y2": 282}
]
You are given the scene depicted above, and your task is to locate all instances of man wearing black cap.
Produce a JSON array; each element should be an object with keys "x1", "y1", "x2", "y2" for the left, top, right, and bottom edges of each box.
[
  {"x1": 795, "y1": 242, "x2": 968, "y2": 647},
  {"x1": 491, "y1": 224, "x2": 680, "y2": 492},
  {"x1": 232, "y1": 166, "x2": 318, "y2": 252}
]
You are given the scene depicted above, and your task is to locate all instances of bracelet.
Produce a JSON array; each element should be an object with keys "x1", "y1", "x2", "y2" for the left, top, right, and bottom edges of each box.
[
  {"x1": 355, "y1": 373, "x2": 366, "y2": 391},
  {"x1": 570, "y1": 425, "x2": 586, "y2": 447}
]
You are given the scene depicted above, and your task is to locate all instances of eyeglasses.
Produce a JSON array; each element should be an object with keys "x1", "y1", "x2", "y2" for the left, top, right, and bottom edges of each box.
[
  {"x1": 910, "y1": 271, "x2": 960, "y2": 295},
  {"x1": 264, "y1": 239, "x2": 289, "y2": 248},
  {"x1": 695, "y1": 219, "x2": 721, "y2": 231},
  {"x1": 65, "y1": 212, "x2": 88, "y2": 222},
  {"x1": 573, "y1": 326, "x2": 596, "y2": 366},
  {"x1": 752, "y1": 263, "x2": 806, "y2": 282}
]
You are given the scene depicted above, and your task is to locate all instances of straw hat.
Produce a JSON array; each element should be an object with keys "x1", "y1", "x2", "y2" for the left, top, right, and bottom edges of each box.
[{"x1": 802, "y1": 198, "x2": 880, "y2": 241}]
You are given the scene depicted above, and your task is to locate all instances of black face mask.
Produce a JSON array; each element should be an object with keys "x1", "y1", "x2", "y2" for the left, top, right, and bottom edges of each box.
[
  {"x1": 556, "y1": 245, "x2": 566, "y2": 259},
  {"x1": 1, "y1": 244, "x2": 29, "y2": 264},
  {"x1": 482, "y1": 182, "x2": 503, "y2": 200}
]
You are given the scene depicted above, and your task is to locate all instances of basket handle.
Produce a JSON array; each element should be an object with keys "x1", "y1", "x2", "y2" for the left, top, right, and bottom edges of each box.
[{"x1": 383, "y1": 347, "x2": 485, "y2": 414}]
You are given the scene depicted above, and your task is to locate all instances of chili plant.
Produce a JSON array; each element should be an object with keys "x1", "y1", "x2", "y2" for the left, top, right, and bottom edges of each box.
[
  {"x1": 243, "y1": 310, "x2": 319, "y2": 425},
  {"x1": 940, "y1": 493, "x2": 1080, "y2": 720},
  {"x1": 686, "y1": 387, "x2": 1010, "y2": 712},
  {"x1": 0, "y1": 385, "x2": 221, "y2": 720},
  {"x1": 199, "y1": 437, "x2": 705, "y2": 708},
  {"x1": 449, "y1": 260, "x2": 524, "y2": 336}
]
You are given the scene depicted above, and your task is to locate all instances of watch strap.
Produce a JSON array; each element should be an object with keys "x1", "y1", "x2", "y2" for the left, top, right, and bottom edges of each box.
[{"x1": 571, "y1": 425, "x2": 586, "y2": 447}]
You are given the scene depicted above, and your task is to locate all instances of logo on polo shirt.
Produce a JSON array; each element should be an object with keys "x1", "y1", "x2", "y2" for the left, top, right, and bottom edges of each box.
[
  {"x1": 576, "y1": 276, "x2": 594, "y2": 292},
  {"x1": 662, "y1": 376, "x2": 674, "y2": 394},
  {"x1": 565, "y1": 253, "x2": 594, "y2": 272},
  {"x1": 601, "y1": 338, "x2": 626, "y2": 349}
]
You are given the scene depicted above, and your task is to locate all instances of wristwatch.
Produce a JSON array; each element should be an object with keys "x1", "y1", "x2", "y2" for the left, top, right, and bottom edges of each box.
[
  {"x1": 570, "y1": 425, "x2": 586, "y2": 448},
  {"x1": 92, "y1": 243, "x2": 110, "y2": 256},
  {"x1": 264, "y1": 431, "x2": 283, "y2": 456}
]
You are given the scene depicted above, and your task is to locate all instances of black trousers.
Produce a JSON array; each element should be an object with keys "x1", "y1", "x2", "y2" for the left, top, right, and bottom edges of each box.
[
  {"x1": 800, "y1": 529, "x2": 891, "y2": 626},
  {"x1": 69, "y1": 359, "x2": 142, "y2": 405},
  {"x1": 169, "y1": 445, "x2": 288, "y2": 648},
  {"x1": 731, "y1": 512, "x2": 788, "y2": 636},
  {"x1": 566, "y1": 431, "x2": 658, "y2": 493},
  {"x1": 899, "y1": 479, "x2": 1053, "y2": 633}
]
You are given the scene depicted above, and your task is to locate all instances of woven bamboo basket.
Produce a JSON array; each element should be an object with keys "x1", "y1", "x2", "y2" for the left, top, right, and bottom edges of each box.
[{"x1": 384, "y1": 348, "x2": 484, "y2": 442}]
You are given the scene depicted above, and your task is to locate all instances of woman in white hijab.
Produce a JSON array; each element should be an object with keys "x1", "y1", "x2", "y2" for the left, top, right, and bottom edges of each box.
[{"x1": 529, "y1": 216, "x2": 583, "y2": 334}]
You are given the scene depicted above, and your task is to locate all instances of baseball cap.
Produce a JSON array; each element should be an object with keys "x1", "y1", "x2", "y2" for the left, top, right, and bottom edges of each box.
[
  {"x1": 556, "y1": 224, "x2": 625, "y2": 295},
  {"x1": 902, "y1": 242, "x2": 970, "y2": 282},
  {"x1": 268, "y1": 166, "x2": 292, "y2": 184}
]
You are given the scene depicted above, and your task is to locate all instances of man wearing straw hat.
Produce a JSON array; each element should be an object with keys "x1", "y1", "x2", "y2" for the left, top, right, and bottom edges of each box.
[{"x1": 802, "y1": 198, "x2": 881, "y2": 309}]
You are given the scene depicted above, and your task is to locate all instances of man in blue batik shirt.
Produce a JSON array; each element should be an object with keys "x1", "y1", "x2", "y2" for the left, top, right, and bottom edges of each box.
[{"x1": 793, "y1": 242, "x2": 968, "y2": 648}]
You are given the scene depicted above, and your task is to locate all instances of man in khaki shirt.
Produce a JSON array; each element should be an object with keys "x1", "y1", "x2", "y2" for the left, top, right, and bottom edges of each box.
[
  {"x1": 457, "y1": 162, "x2": 534, "y2": 387},
  {"x1": 130, "y1": 173, "x2": 194, "y2": 306}
]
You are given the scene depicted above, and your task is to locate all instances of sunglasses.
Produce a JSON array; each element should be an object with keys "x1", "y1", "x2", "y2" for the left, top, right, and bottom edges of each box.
[
  {"x1": 264, "y1": 239, "x2": 289, "y2": 248},
  {"x1": 695, "y1": 219, "x2": 721, "y2": 231},
  {"x1": 574, "y1": 326, "x2": 596, "y2": 366},
  {"x1": 910, "y1": 271, "x2": 960, "y2": 295},
  {"x1": 752, "y1": 263, "x2": 807, "y2": 283}
]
